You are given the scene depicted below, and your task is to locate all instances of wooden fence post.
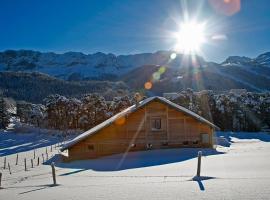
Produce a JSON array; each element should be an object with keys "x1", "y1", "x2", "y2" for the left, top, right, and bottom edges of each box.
[
  {"x1": 3, "y1": 157, "x2": 6, "y2": 169},
  {"x1": 0, "y1": 172, "x2": 2, "y2": 188},
  {"x1": 37, "y1": 157, "x2": 40, "y2": 166},
  {"x1": 46, "y1": 147, "x2": 48, "y2": 154},
  {"x1": 46, "y1": 153, "x2": 48, "y2": 161},
  {"x1": 31, "y1": 159, "x2": 34, "y2": 168},
  {"x1": 24, "y1": 158, "x2": 27, "y2": 171},
  {"x1": 8, "y1": 163, "x2": 11, "y2": 174},
  {"x1": 15, "y1": 154, "x2": 18, "y2": 165},
  {"x1": 42, "y1": 154, "x2": 44, "y2": 163},
  {"x1": 51, "y1": 162, "x2": 57, "y2": 185},
  {"x1": 50, "y1": 145, "x2": 52, "y2": 152},
  {"x1": 34, "y1": 150, "x2": 36, "y2": 159},
  {"x1": 197, "y1": 151, "x2": 202, "y2": 177}
]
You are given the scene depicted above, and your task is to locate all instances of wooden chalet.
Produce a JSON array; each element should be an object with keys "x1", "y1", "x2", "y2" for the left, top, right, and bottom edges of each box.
[{"x1": 61, "y1": 96, "x2": 219, "y2": 161}]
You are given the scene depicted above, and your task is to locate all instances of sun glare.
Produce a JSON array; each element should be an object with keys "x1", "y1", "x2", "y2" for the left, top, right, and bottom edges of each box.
[{"x1": 174, "y1": 21, "x2": 206, "y2": 54}]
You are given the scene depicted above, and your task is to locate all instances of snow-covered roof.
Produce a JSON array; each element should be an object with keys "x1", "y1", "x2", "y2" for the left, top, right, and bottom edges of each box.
[{"x1": 61, "y1": 96, "x2": 219, "y2": 151}]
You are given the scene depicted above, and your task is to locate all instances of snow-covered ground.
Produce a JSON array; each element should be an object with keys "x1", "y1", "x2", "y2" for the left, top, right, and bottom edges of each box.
[{"x1": 1, "y1": 131, "x2": 270, "y2": 200}]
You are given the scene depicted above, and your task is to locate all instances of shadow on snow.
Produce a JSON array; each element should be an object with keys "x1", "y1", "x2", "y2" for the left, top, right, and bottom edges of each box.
[
  {"x1": 190, "y1": 176, "x2": 217, "y2": 191},
  {"x1": 51, "y1": 148, "x2": 224, "y2": 173},
  {"x1": 52, "y1": 131, "x2": 270, "y2": 173},
  {"x1": 216, "y1": 131, "x2": 270, "y2": 147},
  {"x1": 0, "y1": 131, "x2": 61, "y2": 156}
]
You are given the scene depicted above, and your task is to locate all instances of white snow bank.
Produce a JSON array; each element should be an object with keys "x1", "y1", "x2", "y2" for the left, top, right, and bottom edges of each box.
[
  {"x1": 0, "y1": 121, "x2": 81, "y2": 157},
  {"x1": 1, "y1": 131, "x2": 270, "y2": 200}
]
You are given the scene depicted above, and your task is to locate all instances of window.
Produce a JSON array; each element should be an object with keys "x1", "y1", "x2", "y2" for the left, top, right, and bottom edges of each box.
[
  {"x1": 130, "y1": 143, "x2": 136, "y2": 148},
  {"x1": 162, "y1": 141, "x2": 168, "y2": 146},
  {"x1": 151, "y1": 117, "x2": 162, "y2": 131},
  {"x1": 183, "y1": 141, "x2": 189, "y2": 145},
  {"x1": 146, "y1": 143, "x2": 153, "y2": 149},
  {"x1": 193, "y1": 140, "x2": 199, "y2": 145},
  {"x1": 88, "y1": 144, "x2": 95, "y2": 151}
]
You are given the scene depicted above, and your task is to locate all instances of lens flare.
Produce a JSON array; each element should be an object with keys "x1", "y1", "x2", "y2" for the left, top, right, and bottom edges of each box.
[
  {"x1": 158, "y1": 66, "x2": 166, "y2": 74},
  {"x1": 211, "y1": 34, "x2": 228, "y2": 41},
  {"x1": 170, "y1": 53, "x2": 177, "y2": 59},
  {"x1": 152, "y1": 72, "x2": 161, "y2": 81},
  {"x1": 144, "y1": 82, "x2": 152, "y2": 90},
  {"x1": 208, "y1": 0, "x2": 241, "y2": 16},
  {"x1": 115, "y1": 116, "x2": 126, "y2": 126}
]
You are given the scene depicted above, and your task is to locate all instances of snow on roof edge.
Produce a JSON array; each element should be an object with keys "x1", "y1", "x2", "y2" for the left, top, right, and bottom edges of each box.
[
  {"x1": 61, "y1": 96, "x2": 219, "y2": 151},
  {"x1": 157, "y1": 97, "x2": 219, "y2": 130}
]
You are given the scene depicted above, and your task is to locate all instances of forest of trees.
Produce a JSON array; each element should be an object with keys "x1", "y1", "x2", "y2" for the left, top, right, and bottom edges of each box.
[
  {"x1": 0, "y1": 71, "x2": 129, "y2": 103},
  {"x1": 14, "y1": 94, "x2": 135, "y2": 131},
  {"x1": 1, "y1": 90, "x2": 270, "y2": 132},
  {"x1": 171, "y1": 89, "x2": 270, "y2": 131}
]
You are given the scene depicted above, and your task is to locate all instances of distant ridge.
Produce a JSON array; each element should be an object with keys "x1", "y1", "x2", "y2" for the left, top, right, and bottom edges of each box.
[{"x1": 0, "y1": 50, "x2": 269, "y2": 102}]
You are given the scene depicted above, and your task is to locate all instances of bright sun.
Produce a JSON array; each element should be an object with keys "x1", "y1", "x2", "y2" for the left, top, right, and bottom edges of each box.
[{"x1": 174, "y1": 21, "x2": 206, "y2": 54}]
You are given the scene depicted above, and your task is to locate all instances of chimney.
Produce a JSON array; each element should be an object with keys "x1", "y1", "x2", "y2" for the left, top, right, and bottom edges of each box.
[{"x1": 134, "y1": 93, "x2": 142, "y2": 107}]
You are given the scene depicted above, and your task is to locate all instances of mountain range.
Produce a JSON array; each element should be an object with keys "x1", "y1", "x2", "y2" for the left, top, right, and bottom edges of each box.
[{"x1": 0, "y1": 49, "x2": 270, "y2": 102}]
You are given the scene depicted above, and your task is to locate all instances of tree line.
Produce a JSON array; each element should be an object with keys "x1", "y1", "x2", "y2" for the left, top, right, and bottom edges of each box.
[
  {"x1": 1, "y1": 90, "x2": 270, "y2": 132},
  {"x1": 15, "y1": 94, "x2": 135, "y2": 131},
  {"x1": 171, "y1": 89, "x2": 270, "y2": 131}
]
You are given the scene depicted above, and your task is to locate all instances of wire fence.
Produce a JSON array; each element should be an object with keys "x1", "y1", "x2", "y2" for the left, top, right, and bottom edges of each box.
[
  {"x1": 0, "y1": 141, "x2": 204, "y2": 190},
  {"x1": 0, "y1": 141, "x2": 67, "y2": 185}
]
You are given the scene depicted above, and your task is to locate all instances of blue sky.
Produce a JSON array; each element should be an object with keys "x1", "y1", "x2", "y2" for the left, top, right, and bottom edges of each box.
[{"x1": 0, "y1": 0, "x2": 270, "y2": 62}]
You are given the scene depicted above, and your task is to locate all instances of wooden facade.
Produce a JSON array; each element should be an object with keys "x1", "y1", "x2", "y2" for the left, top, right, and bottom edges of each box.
[{"x1": 62, "y1": 97, "x2": 217, "y2": 161}]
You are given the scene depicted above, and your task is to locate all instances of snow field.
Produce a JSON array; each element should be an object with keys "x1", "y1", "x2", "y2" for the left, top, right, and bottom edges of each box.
[{"x1": 1, "y1": 131, "x2": 270, "y2": 200}]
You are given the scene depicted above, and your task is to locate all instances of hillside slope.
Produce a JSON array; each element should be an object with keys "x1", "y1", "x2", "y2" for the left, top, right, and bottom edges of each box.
[
  {"x1": 121, "y1": 63, "x2": 270, "y2": 94},
  {"x1": 0, "y1": 72, "x2": 129, "y2": 103},
  {"x1": 0, "y1": 50, "x2": 270, "y2": 100}
]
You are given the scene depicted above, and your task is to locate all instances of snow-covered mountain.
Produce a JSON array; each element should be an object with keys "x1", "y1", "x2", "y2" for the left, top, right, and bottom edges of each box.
[
  {"x1": 255, "y1": 52, "x2": 270, "y2": 66},
  {"x1": 0, "y1": 49, "x2": 270, "y2": 97},
  {"x1": 221, "y1": 56, "x2": 252, "y2": 65},
  {"x1": 0, "y1": 50, "x2": 205, "y2": 80},
  {"x1": 221, "y1": 53, "x2": 270, "y2": 67}
]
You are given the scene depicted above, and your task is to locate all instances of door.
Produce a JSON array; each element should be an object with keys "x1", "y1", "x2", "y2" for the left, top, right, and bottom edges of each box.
[{"x1": 201, "y1": 133, "x2": 210, "y2": 144}]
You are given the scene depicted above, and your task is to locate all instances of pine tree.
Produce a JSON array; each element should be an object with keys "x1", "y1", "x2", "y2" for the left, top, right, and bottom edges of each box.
[
  {"x1": 81, "y1": 93, "x2": 108, "y2": 129},
  {"x1": 109, "y1": 95, "x2": 133, "y2": 114},
  {"x1": 0, "y1": 98, "x2": 10, "y2": 129},
  {"x1": 17, "y1": 101, "x2": 45, "y2": 127}
]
